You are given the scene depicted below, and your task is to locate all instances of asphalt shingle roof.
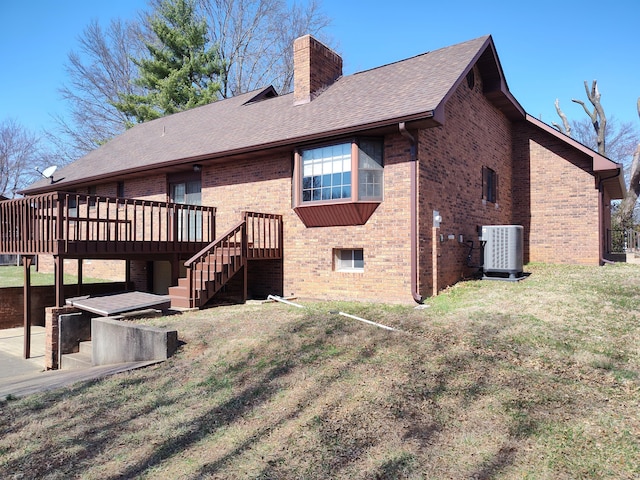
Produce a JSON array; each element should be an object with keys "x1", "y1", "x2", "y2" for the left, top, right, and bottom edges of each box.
[{"x1": 27, "y1": 35, "x2": 493, "y2": 192}]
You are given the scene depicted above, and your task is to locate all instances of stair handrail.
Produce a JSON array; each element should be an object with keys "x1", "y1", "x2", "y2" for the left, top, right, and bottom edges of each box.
[
  {"x1": 184, "y1": 220, "x2": 245, "y2": 268},
  {"x1": 183, "y1": 220, "x2": 246, "y2": 307}
]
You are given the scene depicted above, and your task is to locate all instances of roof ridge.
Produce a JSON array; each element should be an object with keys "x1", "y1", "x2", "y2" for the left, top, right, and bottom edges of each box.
[{"x1": 350, "y1": 35, "x2": 491, "y2": 77}]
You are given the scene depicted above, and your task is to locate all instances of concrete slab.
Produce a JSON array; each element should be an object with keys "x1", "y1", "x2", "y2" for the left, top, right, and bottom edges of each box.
[
  {"x1": 0, "y1": 361, "x2": 161, "y2": 400},
  {"x1": 66, "y1": 291, "x2": 170, "y2": 316},
  {"x1": 0, "y1": 326, "x2": 160, "y2": 400},
  {"x1": 0, "y1": 327, "x2": 46, "y2": 377}
]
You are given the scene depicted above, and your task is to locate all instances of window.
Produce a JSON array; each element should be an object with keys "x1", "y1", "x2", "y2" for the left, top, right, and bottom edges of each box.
[
  {"x1": 482, "y1": 166, "x2": 498, "y2": 204},
  {"x1": 334, "y1": 249, "x2": 364, "y2": 272},
  {"x1": 358, "y1": 139, "x2": 384, "y2": 200},
  {"x1": 302, "y1": 143, "x2": 352, "y2": 202},
  {"x1": 88, "y1": 185, "x2": 97, "y2": 208},
  {"x1": 117, "y1": 181, "x2": 125, "y2": 198},
  {"x1": 299, "y1": 138, "x2": 383, "y2": 204}
]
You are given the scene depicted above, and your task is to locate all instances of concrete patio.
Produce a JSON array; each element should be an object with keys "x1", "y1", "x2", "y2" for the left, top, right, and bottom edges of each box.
[{"x1": 0, "y1": 326, "x2": 159, "y2": 400}]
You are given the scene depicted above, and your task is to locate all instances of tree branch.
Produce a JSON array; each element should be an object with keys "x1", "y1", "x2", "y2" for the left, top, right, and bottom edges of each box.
[{"x1": 554, "y1": 98, "x2": 571, "y2": 136}]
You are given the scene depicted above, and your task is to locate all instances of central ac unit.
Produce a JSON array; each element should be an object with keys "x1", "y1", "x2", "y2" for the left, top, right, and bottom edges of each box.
[{"x1": 480, "y1": 225, "x2": 523, "y2": 280}]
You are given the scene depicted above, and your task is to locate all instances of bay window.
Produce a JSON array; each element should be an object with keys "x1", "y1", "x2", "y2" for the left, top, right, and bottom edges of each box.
[
  {"x1": 298, "y1": 138, "x2": 384, "y2": 205},
  {"x1": 294, "y1": 138, "x2": 384, "y2": 227}
]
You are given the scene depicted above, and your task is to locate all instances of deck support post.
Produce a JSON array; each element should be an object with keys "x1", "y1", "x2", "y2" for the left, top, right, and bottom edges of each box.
[
  {"x1": 22, "y1": 255, "x2": 35, "y2": 359},
  {"x1": 170, "y1": 255, "x2": 180, "y2": 289},
  {"x1": 77, "y1": 259, "x2": 83, "y2": 296},
  {"x1": 125, "y1": 260, "x2": 131, "y2": 290},
  {"x1": 54, "y1": 255, "x2": 64, "y2": 307},
  {"x1": 242, "y1": 265, "x2": 248, "y2": 303}
]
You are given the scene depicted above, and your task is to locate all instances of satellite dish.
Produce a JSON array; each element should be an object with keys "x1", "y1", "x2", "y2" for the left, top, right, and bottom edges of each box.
[
  {"x1": 36, "y1": 165, "x2": 58, "y2": 184},
  {"x1": 42, "y1": 166, "x2": 58, "y2": 178}
]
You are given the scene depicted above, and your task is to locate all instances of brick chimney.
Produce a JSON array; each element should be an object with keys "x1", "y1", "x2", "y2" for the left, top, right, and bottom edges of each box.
[{"x1": 293, "y1": 35, "x2": 342, "y2": 105}]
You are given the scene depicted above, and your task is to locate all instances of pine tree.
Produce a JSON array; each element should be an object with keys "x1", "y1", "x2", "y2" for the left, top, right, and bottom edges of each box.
[{"x1": 114, "y1": 0, "x2": 222, "y2": 124}]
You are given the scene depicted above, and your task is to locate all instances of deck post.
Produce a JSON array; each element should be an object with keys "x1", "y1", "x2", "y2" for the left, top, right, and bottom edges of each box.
[
  {"x1": 22, "y1": 255, "x2": 34, "y2": 359},
  {"x1": 54, "y1": 255, "x2": 64, "y2": 307},
  {"x1": 77, "y1": 259, "x2": 83, "y2": 296},
  {"x1": 170, "y1": 255, "x2": 180, "y2": 289},
  {"x1": 242, "y1": 265, "x2": 248, "y2": 303},
  {"x1": 125, "y1": 260, "x2": 131, "y2": 291}
]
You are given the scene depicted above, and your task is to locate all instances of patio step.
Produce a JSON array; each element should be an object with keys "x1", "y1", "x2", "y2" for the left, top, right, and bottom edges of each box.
[{"x1": 61, "y1": 341, "x2": 93, "y2": 370}]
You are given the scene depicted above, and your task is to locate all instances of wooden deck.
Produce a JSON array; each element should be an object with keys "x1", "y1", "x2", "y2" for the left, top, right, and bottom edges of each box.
[
  {"x1": 0, "y1": 191, "x2": 217, "y2": 259},
  {"x1": 1, "y1": 194, "x2": 283, "y2": 360}
]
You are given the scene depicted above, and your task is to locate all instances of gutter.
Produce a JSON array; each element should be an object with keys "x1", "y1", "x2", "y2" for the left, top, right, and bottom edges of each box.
[{"x1": 399, "y1": 122, "x2": 423, "y2": 304}]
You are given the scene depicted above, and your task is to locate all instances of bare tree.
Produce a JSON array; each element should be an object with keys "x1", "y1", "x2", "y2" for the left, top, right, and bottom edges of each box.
[
  {"x1": 555, "y1": 81, "x2": 640, "y2": 226},
  {"x1": 198, "y1": 0, "x2": 332, "y2": 97},
  {"x1": 570, "y1": 116, "x2": 638, "y2": 164},
  {"x1": 54, "y1": 18, "x2": 147, "y2": 160},
  {"x1": 619, "y1": 99, "x2": 640, "y2": 226},
  {"x1": 0, "y1": 119, "x2": 46, "y2": 198},
  {"x1": 552, "y1": 98, "x2": 572, "y2": 136},
  {"x1": 572, "y1": 80, "x2": 607, "y2": 155}
]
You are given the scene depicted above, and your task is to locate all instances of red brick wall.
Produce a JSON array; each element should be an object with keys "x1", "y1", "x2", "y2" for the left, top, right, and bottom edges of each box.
[
  {"x1": 293, "y1": 35, "x2": 342, "y2": 104},
  {"x1": 513, "y1": 121, "x2": 601, "y2": 264},
  {"x1": 202, "y1": 146, "x2": 413, "y2": 303},
  {"x1": 45, "y1": 305, "x2": 81, "y2": 370},
  {"x1": 418, "y1": 66, "x2": 514, "y2": 294}
]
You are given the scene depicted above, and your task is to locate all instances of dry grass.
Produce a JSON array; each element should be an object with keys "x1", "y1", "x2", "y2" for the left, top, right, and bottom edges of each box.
[{"x1": 1, "y1": 263, "x2": 639, "y2": 479}]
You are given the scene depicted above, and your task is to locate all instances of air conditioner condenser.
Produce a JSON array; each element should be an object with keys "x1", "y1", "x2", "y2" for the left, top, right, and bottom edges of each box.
[{"x1": 479, "y1": 225, "x2": 524, "y2": 281}]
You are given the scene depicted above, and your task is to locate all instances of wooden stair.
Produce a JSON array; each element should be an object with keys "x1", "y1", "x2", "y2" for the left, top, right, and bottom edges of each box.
[
  {"x1": 169, "y1": 212, "x2": 283, "y2": 309},
  {"x1": 169, "y1": 227, "x2": 246, "y2": 309}
]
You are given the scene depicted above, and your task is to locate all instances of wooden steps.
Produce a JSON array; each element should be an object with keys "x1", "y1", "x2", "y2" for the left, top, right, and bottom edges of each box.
[{"x1": 169, "y1": 212, "x2": 283, "y2": 309}]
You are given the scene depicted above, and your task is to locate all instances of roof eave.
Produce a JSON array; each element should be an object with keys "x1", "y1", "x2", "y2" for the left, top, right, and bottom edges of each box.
[
  {"x1": 436, "y1": 35, "x2": 525, "y2": 123},
  {"x1": 20, "y1": 111, "x2": 438, "y2": 195},
  {"x1": 525, "y1": 114, "x2": 626, "y2": 199}
]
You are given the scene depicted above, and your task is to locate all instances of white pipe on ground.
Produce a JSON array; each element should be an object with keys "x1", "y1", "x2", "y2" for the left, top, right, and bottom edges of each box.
[
  {"x1": 266, "y1": 295, "x2": 305, "y2": 308},
  {"x1": 331, "y1": 311, "x2": 397, "y2": 332}
]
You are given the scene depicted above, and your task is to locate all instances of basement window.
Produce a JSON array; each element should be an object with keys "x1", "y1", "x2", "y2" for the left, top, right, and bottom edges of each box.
[{"x1": 334, "y1": 248, "x2": 364, "y2": 272}]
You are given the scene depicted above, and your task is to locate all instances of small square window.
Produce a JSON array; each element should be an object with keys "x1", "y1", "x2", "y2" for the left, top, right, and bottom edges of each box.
[{"x1": 335, "y1": 249, "x2": 364, "y2": 272}]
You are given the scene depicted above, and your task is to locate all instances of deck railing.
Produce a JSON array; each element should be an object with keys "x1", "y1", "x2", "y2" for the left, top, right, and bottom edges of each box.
[
  {"x1": 244, "y1": 211, "x2": 283, "y2": 259},
  {"x1": 0, "y1": 192, "x2": 216, "y2": 256}
]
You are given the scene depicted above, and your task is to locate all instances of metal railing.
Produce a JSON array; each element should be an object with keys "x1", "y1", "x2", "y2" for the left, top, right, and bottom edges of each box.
[
  {"x1": 607, "y1": 229, "x2": 640, "y2": 254},
  {"x1": 0, "y1": 191, "x2": 216, "y2": 256}
]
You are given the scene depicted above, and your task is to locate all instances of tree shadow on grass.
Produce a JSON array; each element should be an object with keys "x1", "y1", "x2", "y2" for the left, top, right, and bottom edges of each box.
[{"x1": 0, "y1": 307, "x2": 598, "y2": 479}]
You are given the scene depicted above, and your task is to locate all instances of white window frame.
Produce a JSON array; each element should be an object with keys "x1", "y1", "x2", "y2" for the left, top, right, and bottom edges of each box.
[
  {"x1": 297, "y1": 138, "x2": 384, "y2": 206},
  {"x1": 334, "y1": 248, "x2": 364, "y2": 272}
]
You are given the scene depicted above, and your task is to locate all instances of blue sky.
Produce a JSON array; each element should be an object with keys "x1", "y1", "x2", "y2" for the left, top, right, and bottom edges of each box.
[{"x1": 1, "y1": 0, "x2": 638, "y2": 145}]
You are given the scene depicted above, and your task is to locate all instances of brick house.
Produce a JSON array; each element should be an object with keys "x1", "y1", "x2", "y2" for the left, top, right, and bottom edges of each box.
[{"x1": 5, "y1": 34, "x2": 624, "y2": 308}]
